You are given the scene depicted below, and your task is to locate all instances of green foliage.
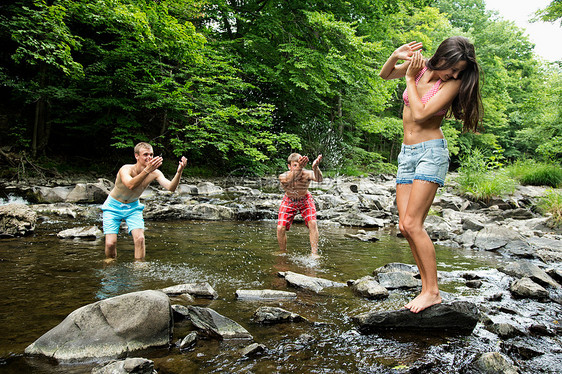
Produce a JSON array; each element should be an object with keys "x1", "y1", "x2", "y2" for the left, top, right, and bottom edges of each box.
[
  {"x1": 506, "y1": 160, "x2": 562, "y2": 187},
  {"x1": 456, "y1": 148, "x2": 517, "y2": 201},
  {"x1": 536, "y1": 189, "x2": 562, "y2": 227},
  {"x1": 534, "y1": 0, "x2": 562, "y2": 26}
]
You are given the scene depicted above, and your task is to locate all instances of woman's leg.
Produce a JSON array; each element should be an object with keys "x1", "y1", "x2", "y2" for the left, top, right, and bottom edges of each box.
[{"x1": 400, "y1": 180, "x2": 441, "y2": 313}]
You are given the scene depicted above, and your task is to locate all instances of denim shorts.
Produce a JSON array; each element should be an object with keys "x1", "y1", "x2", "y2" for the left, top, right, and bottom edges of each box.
[
  {"x1": 101, "y1": 196, "x2": 145, "y2": 234},
  {"x1": 396, "y1": 138, "x2": 450, "y2": 187}
]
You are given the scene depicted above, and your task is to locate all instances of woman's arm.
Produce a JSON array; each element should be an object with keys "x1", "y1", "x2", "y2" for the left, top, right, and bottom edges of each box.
[
  {"x1": 405, "y1": 51, "x2": 461, "y2": 122},
  {"x1": 379, "y1": 41, "x2": 423, "y2": 80}
]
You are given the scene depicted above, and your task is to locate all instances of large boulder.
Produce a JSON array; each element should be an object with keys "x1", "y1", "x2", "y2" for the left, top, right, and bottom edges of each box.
[
  {"x1": 353, "y1": 301, "x2": 480, "y2": 333},
  {"x1": 66, "y1": 179, "x2": 112, "y2": 204},
  {"x1": 25, "y1": 290, "x2": 172, "y2": 360},
  {"x1": 0, "y1": 203, "x2": 37, "y2": 237}
]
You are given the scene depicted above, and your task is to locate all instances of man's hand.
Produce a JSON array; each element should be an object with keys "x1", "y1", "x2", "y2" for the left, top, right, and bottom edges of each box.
[
  {"x1": 144, "y1": 156, "x2": 163, "y2": 174},
  {"x1": 297, "y1": 155, "x2": 309, "y2": 169},
  {"x1": 177, "y1": 156, "x2": 187, "y2": 173},
  {"x1": 312, "y1": 154, "x2": 322, "y2": 169}
]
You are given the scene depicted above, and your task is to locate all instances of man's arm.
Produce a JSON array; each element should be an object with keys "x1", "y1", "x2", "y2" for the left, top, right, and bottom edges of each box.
[
  {"x1": 156, "y1": 156, "x2": 187, "y2": 192},
  {"x1": 311, "y1": 155, "x2": 323, "y2": 182},
  {"x1": 279, "y1": 156, "x2": 309, "y2": 187}
]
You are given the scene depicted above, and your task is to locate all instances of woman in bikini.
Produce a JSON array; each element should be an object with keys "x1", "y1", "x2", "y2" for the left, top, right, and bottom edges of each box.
[{"x1": 379, "y1": 37, "x2": 482, "y2": 313}]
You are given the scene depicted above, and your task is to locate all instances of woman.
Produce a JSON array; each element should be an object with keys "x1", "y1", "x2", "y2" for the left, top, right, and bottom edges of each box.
[{"x1": 379, "y1": 36, "x2": 482, "y2": 313}]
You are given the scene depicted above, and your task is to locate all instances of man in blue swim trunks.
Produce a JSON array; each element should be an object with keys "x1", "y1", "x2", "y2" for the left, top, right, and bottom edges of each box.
[{"x1": 102, "y1": 142, "x2": 187, "y2": 260}]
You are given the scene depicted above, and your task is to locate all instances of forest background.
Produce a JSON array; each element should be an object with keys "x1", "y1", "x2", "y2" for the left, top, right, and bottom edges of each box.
[{"x1": 0, "y1": 0, "x2": 560, "y2": 179}]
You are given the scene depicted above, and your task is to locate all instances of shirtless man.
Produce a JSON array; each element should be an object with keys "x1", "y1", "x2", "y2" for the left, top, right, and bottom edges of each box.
[
  {"x1": 277, "y1": 153, "x2": 323, "y2": 256},
  {"x1": 101, "y1": 142, "x2": 187, "y2": 260}
]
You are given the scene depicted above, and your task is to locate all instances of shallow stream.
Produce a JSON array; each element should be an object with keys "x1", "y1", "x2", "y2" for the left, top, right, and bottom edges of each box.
[{"x1": 0, "y1": 208, "x2": 558, "y2": 373}]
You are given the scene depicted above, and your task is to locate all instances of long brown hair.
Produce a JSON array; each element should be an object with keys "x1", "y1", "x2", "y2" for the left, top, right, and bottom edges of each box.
[{"x1": 427, "y1": 36, "x2": 483, "y2": 132}]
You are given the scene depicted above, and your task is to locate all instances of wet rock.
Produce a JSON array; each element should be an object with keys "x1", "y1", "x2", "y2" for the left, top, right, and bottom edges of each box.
[
  {"x1": 376, "y1": 271, "x2": 421, "y2": 289},
  {"x1": 171, "y1": 304, "x2": 191, "y2": 321},
  {"x1": 91, "y1": 357, "x2": 156, "y2": 374},
  {"x1": 252, "y1": 306, "x2": 306, "y2": 324},
  {"x1": 501, "y1": 338, "x2": 545, "y2": 359},
  {"x1": 178, "y1": 332, "x2": 197, "y2": 350},
  {"x1": 235, "y1": 289, "x2": 297, "y2": 300},
  {"x1": 353, "y1": 301, "x2": 480, "y2": 333},
  {"x1": 278, "y1": 271, "x2": 346, "y2": 293},
  {"x1": 240, "y1": 343, "x2": 266, "y2": 357},
  {"x1": 176, "y1": 184, "x2": 198, "y2": 195},
  {"x1": 528, "y1": 324, "x2": 555, "y2": 337},
  {"x1": 187, "y1": 306, "x2": 252, "y2": 340},
  {"x1": 344, "y1": 229, "x2": 380, "y2": 242},
  {"x1": 486, "y1": 322, "x2": 526, "y2": 339},
  {"x1": 467, "y1": 352, "x2": 518, "y2": 374},
  {"x1": 374, "y1": 262, "x2": 418, "y2": 275},
  {"x1": 57, "y1": 226, "x2": 103, "y2": 239},
  {"x1": 509, "y1": 277, "x2": 548, "y2": 300},
  {"x1": 461, "y1": 272, "x2": 482, "y2": 280},
  {"x1": 462, "y1": 217, "x2": 485, "y2": 231},
  {"x1": 66, "y1": 179, "x2": 112, "y2": 203},
  {"x1": 347, "y1": 276, "x2": 389, "y2": 299},
  {"x1": 190, "y1": 203, "x2": 234, "y2": 220},
  {"x1": 0, "y1": 203, "x2": 37, "y2": 237},
  {"x1": 161, "y1": 283, "x2": 218, "y2": 299},
  {"x1": 25, "y1": 290, "x2": 172, "y2": 360},
  {"x1": 466, "y1": 280, "x2": 483, "y2": 288},
  {"x1": 425, "y1": 215, "x2": 453, "y2": 240},
  {"x1": 501, "y1": 262, "x2": 560, "y2": 288}
]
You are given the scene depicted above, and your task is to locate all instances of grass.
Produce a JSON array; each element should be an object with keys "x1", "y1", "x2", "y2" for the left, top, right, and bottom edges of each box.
[
  {"x1": 456, "y1": 169, "x2": 517, "y2": 202},
  {"x1": 536, "y1": 189, "x2": 562, "y2": 227},
  {"x1": 506, "y1": 160, "x2": 562, "y2": 187}
]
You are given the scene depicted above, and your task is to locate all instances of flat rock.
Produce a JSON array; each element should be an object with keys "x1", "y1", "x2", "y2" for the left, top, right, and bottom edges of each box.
[
  {"x1": 252, "y1": 306, "x2": 306, "y2": 324},
  {"x1": 353, "y1": 301, "x2": 480, "y2": 333},
  {"x1": 278, "y1": 271, "x2": 346, "y2": 293},
  {"x1": 235, "y1": 289, "x2": 297, "y2": 300},
  {"x1": 187, "y1": 306, "x2": 252, "y2": 340},
  {"x1": 92, "y1": 357, "x2": 156, "y2": 374},
  {"x1": 57, "y1": 226, "x2": 103, "y2": 239},
  {"x1": 161, "y1": 283, "x2": 218, "y2": 299}
]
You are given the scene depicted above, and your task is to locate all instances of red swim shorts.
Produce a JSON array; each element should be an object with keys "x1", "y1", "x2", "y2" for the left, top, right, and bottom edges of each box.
[{"x1": 277, "y1": 192, "x2": 317, "y2": 231}]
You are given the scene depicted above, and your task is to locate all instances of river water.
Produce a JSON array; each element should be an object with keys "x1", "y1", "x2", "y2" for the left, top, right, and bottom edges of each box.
[{"x1": 0, "y1": 209, "x2": 550, "y2": 373}]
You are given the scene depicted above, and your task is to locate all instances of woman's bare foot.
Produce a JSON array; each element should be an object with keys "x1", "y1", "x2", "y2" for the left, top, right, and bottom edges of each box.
[{"x1": 405, "y1": 291, "x2": 441, "y2": 313}]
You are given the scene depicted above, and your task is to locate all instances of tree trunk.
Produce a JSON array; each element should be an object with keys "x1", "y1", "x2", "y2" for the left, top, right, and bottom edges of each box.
[{"x1": 32, "y1": 63, "x2": 47, "y2": 159}]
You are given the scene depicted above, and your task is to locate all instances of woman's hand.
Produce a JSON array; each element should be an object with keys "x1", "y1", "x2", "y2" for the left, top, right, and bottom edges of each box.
[
  {"x1": 406, "y1": 51, "x2": 425, "y2": 79},
  {"x1": 393, "y1": 41, "x2": 423, "y2": 61}
]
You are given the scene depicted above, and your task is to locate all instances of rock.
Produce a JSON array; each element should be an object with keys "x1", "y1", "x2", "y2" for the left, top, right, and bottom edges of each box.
[
  {"x1": 425, "y1": 215, "x2": 452, "y2": 240},
  {"x1": 178, "y1": 332, "x2": 197, "y2": 350},
  {"x1": 377, "y1": 271, "x2": 421, "y2": 289},
  {"x1": 196, "y1": 182, "x2": 223, "y2": 195},
  {"x1": 161, "y1": 283, "x2": 218, "y2": 299},
  {"x1": 353, "y1": 301, "x2": 480, "y2": 333},
  {"x1": 501, "y1": 338, "x2": 544, "y2": 359},
  {"x1": 187, "y1": 306, "x2": 252, "y2": 340},
  {"x1": 528, "y1": 324, "x2": 555, "y2": 337},
  {"x1": 509, "y1": 277, "x2": 548, "y2": 300},
  {"x1": 278, "y1": 271, "x2": 346, "y2": 293},
  {"x1": 473, "y1": 225, "x2": 530, "y2": 252},
  {"x1": 502, "y1": 208, "x2": 534, "y2": 220},
  {"x1": 66, "y1": 179, "x2": 112, "y2": 203},
  {"x1": 486, "y1": 322, "x2": 526, "y2": 339},
  {"x1": 190, "y1": 203, "x2": 234, "y2": 220},
  {"x1": 30, "y1": 186, "x2": 73, "y2": 203},
  {"x1": 252, "y1": 306, "x2": 306, "y2": 324},
  {"x1": 171, "y1": 304, "x2": 191, "y2": 321},
  {"x1": 335, "y1": 212, "x2": 384, "y2": 227},
  {"x1": 347, "y1": 276, "x2": 389, "y2": 299},
  {"x1": 468, "y1": 352, "x2": 518, "y2": 374},
  {"x1": 466, "y1": 280, "x2": 483, "y2": 288},
  {"x1": 57, "y1": 226, "x2": 103, "y2": 239},
  {"x1": 344, "y1": 229, "x2": 380, "y2": 242},
  {"x1": 374, "y1": 262, "x2": 418, "y2": 275},
  {"x1": 0, "y1": 203, "x2": 37, "y2": 237},
  {"x1": 25, "y1": 290, "x2": 172, "y2": 360},
  {"x1": 91, "y1": 357, "x2": 156, "y2": 374},
  {"x1": 176, "y1": 184, "x2": 198, "y2": 195},
  {"x1": 235, "y1": 289, "x2": 297, "y2": 300},
  {"x1": 240, "y1": 343, "x2": 266, "y2": 357},
  {"x1": 501, "y1": 262, "x2": 560, "y2": 288},
  {"x1": 462, "y1": 217, "x2": 485, "y2": 231}
]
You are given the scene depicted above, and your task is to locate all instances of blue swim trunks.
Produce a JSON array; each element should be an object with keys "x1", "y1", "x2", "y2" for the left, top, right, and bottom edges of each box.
[
  {"x1": 396, "y1": 138, "x2": 450, "y2": 187},
  {"x1": 101, "y1": 196, "x2": 145, "y2": 234}
]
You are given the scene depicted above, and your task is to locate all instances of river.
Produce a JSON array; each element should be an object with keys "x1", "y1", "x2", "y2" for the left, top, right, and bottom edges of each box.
[{"x1": 0, "y1": 209, "x2": 516, "y2": 373}]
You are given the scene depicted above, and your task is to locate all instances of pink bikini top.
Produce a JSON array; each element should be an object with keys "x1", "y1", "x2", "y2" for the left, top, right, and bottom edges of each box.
[{"x1": 403, "y1": 66, "x2": 447, "y2": 116}]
